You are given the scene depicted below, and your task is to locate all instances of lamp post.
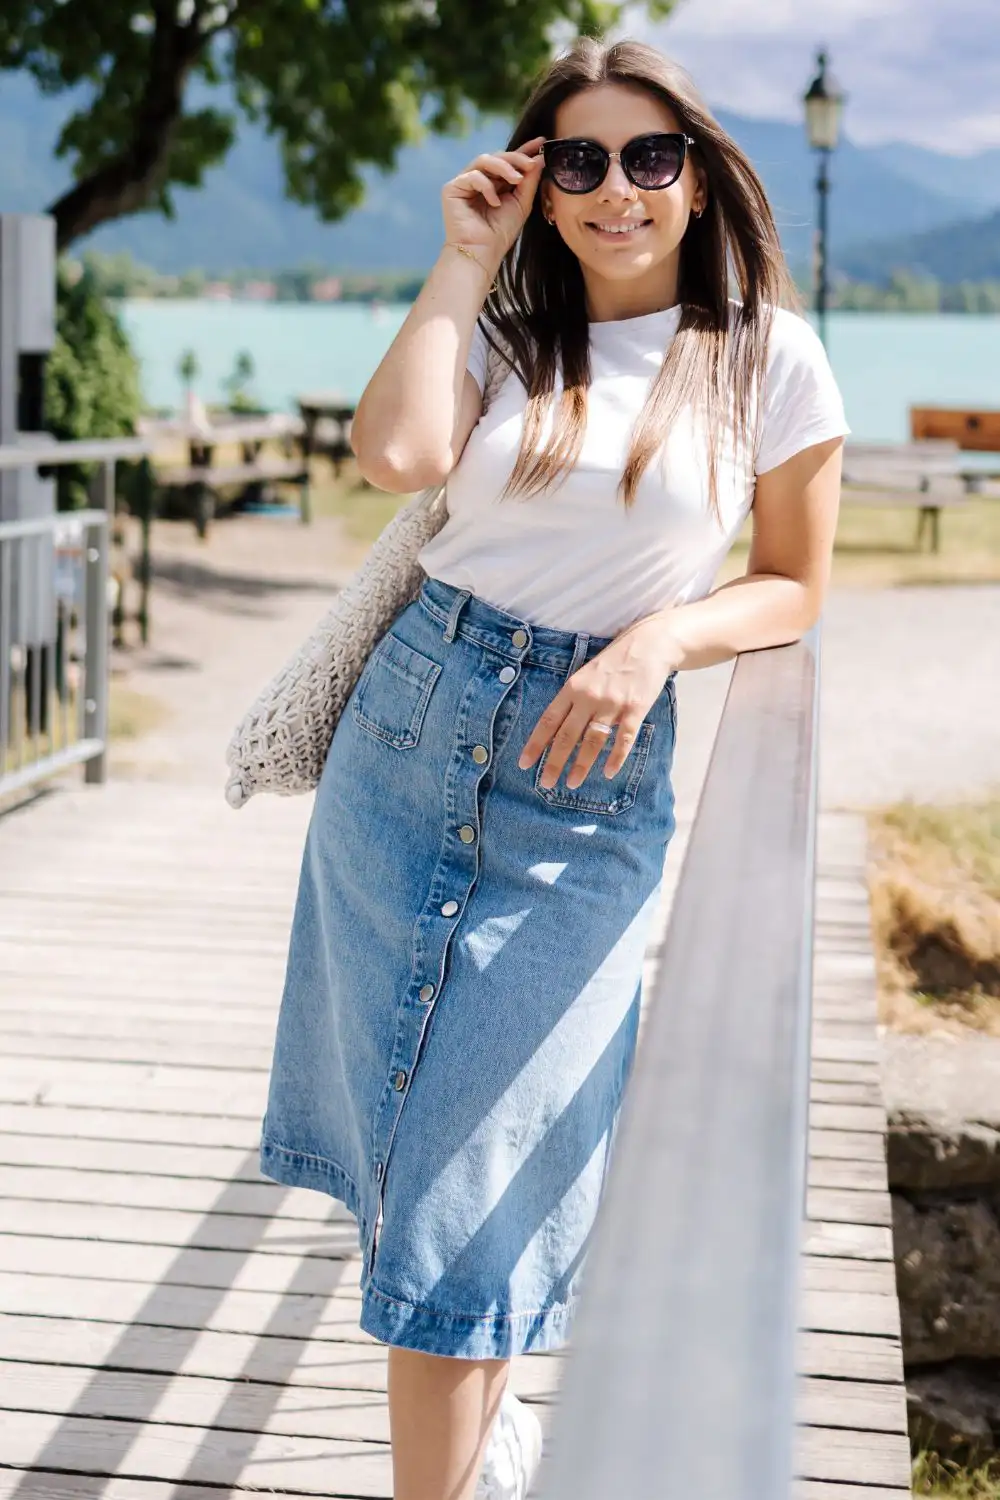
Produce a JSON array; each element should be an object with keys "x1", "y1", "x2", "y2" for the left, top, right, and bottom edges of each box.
[{"x1": 803, "y1": 50, "x2": 845, "y2": 349}]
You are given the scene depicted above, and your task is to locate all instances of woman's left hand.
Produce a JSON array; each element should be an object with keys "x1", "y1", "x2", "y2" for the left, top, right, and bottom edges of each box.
[{"x1": 518, "y1": 614, "x2": 682, "y2": 790}]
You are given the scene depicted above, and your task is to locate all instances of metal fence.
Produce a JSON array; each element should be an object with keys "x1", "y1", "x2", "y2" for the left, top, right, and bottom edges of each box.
[
  {"x1": 544, "y1": 629, "x2": 820, "y2": 1499},
  {"x1": 0, "y1": 440, "x2": 150, "y2": 801}
]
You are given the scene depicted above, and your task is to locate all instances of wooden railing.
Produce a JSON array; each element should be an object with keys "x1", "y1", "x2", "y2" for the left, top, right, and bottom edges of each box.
[{"x1": 544, "y1": 631, "x2": 821, "y2": 1499}]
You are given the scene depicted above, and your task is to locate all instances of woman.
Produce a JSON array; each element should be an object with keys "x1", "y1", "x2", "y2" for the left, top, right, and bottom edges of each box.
[{"x1": 260, "y1": 35, "x2": 848, "y2": 1500}]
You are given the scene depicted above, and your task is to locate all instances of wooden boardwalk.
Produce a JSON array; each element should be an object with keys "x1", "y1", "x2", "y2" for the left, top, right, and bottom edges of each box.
[{"x1": 0, "y1": 778, "x2": 910, "y2": 1496}]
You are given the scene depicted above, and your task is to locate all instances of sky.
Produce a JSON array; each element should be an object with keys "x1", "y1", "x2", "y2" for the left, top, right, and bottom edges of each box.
[{"x1": 623, "y1": 0, "x2": 1000, "y2": 153}]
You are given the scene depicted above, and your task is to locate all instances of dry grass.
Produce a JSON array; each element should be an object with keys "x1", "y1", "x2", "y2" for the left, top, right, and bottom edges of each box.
[
  {"x1": 108, "y1": 681, "x2": 170, "y2": 740},
  {"x1": 716, "y1": 493, "x2": 1000, "y2": 589},
  {"x1": 867, "y1": 795, "x2": 1000, "y2": 1037},
  {"x1": 308, "y1": 463, "x2": 403, "y2": 553},
  {"x1": 913, "y1": 1450, "x2": 1000, "y2": 1497}
]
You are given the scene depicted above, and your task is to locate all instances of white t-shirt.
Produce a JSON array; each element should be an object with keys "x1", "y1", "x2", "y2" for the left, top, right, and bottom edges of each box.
[{"x1": 417, "y1": 303, "x2": 849, "y2": 637}]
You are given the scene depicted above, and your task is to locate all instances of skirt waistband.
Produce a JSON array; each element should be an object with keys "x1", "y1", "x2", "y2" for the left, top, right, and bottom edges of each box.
[{"x1": 418, "y1": 577, "x2": 615, "y2": 676}]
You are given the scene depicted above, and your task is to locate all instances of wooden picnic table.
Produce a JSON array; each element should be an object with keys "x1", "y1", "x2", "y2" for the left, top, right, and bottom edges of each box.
[
  {"x1": 139, "y1": 414, "x2": 311, "y2": 535},
  {"x1": 840, "y1": 439, "x2": 986, "y2": 552},
  {"x1": 295, "y1": 393, "x2": 356, "y2": 477}
]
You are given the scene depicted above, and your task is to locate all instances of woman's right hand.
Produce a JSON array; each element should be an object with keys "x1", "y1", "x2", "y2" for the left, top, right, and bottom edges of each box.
[{"x1": 441, "y1": 137, "x2": 546, "y2": 271}]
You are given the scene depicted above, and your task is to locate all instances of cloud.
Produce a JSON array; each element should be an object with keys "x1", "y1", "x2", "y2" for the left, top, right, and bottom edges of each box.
[{"x1": 622, "y1": 0, "x2": 1000, "y2": 152}]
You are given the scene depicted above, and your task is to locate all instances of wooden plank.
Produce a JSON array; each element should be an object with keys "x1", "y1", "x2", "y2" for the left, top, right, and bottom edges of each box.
[
  {"x1": 911, "y1": 404, "x2": 1000, "y2": 450},
  {"x1": 795, "y1": 1376, "x2": 908, "y2": 1434},
  {"x1": 0, "y1": 1361, "x2": 392, "y2": 1442},
  {"x1": 0, "y1": 1315, "x2": 563, "y2": 1400},
  {"x1": 158, "y1": 459, "x2": 306, "y2": 487},
  {"x1": 0, "y1": 1411, "x2": 395, "y2": 1496},
  {"x1": 807, "y1": 1156, "x2": 888, "y2": 1191},
  {"x1": 807, "y1": 1189, "x2": 893, "y2": 1228},
  {"x1": 796, "y1": 1331, "x2": 905, "y2": 1383},
  {"x1": 0, "y1": 1075, "x2": 268, "y2": 1117},
  {"x1": 0, "y1": 1104, "x2": 261, "y2": 1150},
  {"x1": 810, "y1": 1059, "x2": 881, "y2": 1084},
  {"x1": 0, "y1": 1201, "x2": 362, "y2": 1256},
  {"x1": 0, "y1": 1033, "x2": 275, "y2": 1069},
  {"x1": 0, "y1": 1132, "x2": 262, "y2": 1178},
  {"x1": 795, "y1": 1425, "x2": 913, "y2": 1487},
  {"x1": 803, "y1": 1221, "x2": 894, "y2": 1260},
  {"x1": 0, "y1": 1271, "x2": 380, "y2": 1342},
  {"x1": 808, "y1": 1129, "x2": 886, "y2": 1163},
  {"x1": 801, "y1": 1257, "x2": 898, "y2": 1296},
  {"x1": 0, "y1": 1232, "x2": 363, "y2": 1287},
  {"x1": 809, "y1": 1104, "x2": 887, "y2": 1132},
  {"x1": 810, "y1": 1080, "x2": 885, "y2": 1107},
  {"x1": 795, "y1": 1485, "x2": 910, "y2": 1500},
  {"x1": 800, "y1": 1291, "x2": 900, "y2": 1339},
  {"x1": 0, "y1": 1164, "x2": 347, "y2": 1215},
  {"x1": 0, "y1": 1475, "x2": 360, "y2": 1500},
  {"x1": 810, "y1": 1035, "x2": 880, "y2": 1064}
]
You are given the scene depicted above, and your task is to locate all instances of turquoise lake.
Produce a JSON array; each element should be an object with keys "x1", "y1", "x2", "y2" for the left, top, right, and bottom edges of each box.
[{"x1": 120, "y1": 300, "x2": 1000, "y2": 445}]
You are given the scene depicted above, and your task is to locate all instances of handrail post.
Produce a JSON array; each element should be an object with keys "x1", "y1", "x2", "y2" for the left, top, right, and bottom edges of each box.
[{"x1": 82, "y1": 459, "x2": 113, "y2": 783}]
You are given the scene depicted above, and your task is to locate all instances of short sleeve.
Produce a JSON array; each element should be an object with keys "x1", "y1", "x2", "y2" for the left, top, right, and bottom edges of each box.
[
  {"x1": 754, "y1": 309, "x2": 850, "y2": 475},
  {"x1": 465, "y1": 321, "x2": 491, "y2": 395}
]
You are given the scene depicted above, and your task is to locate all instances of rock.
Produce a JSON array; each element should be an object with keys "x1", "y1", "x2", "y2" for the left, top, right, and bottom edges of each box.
[
  {"x1": 906, "y1": 1361, "x2": 1000, "y2": 1469},
  {"x1": 881, "y1": 1033, "x2": 1000, "y2": 1457},
  {"x1": 892, "y1": 1191, "x2": 1000, "y2": 1364}
]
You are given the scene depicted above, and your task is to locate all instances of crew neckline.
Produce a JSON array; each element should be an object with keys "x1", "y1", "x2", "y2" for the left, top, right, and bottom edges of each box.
[{"x1": 588, "y1": 303, "x2": 683, "y2": 334}]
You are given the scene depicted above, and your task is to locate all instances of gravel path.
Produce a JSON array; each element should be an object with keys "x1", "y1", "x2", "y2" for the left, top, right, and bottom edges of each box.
[{"x1": 819, "y1": 585, "x2": 1000, "y2": 809}]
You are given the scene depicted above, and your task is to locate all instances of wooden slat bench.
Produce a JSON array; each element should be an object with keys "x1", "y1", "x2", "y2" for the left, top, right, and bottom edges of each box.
[{"x1": 841, "y1": 440, "x2": 968, "y2": 552}]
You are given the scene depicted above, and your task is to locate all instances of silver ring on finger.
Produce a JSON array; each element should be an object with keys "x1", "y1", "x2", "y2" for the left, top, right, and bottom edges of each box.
[{"x1": 589, "y1": 721, "x2": 615, "y2": 736}]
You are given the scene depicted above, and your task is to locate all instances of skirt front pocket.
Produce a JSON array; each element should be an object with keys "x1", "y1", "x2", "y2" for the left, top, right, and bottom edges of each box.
[
  {"x1": 532, "y1": 721, "x2": 655, "y2": 816},
  {"x1": 352, "y1": 630, "x2": 442, "y2": 750}
]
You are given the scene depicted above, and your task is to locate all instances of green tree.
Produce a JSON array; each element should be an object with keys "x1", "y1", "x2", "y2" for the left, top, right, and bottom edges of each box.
[
  {"x1": 222, "y1": 348, "x2": 258, "y2": 411},
  {"x1": 0, "y1": 0, "x2": 671, "y2": 252},
  {"x1": 44, "y1": 265, "x2": 142, "y2": 508},
  {"x1": 178, "y1": 347, "x2": 199, "y2": 400}
]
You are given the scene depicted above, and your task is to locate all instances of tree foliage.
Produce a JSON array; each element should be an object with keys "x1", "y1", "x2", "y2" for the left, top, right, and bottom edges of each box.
[
  {"x1": 44, "y1": 265, "x2": 142, "y2": 506},
  {"x1": 0, "y1": 0, "x2": 673, "y2": 250}
]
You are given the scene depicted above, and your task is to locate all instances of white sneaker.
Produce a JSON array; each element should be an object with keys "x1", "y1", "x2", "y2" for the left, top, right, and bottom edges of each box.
[{"x1": 476, "y1": 1390, "x2": 543, "y2": 1500}]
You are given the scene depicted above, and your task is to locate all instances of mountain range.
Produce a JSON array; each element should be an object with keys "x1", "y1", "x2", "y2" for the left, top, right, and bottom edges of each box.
[{"x1": 2, "y1": 70, "x2": 1000, "y2": 281}]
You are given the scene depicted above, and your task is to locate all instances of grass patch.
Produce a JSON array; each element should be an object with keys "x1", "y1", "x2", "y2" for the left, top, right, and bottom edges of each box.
[
  {"x1": 914, "y1": 1449, "x2": 1000, "y2": 1496},
  {"x1": 867, "y1": 794, "x2": 1000, "y2": 1036},
  {"x1": 108, "y1": 682, "x2": 169, "y2": 740},
  {"x1": 714, "y1": 495, "x2": 1000, "y2": 589},
  {"x1": 308, "y1": 463, "x2": 406, "y2": 549}
]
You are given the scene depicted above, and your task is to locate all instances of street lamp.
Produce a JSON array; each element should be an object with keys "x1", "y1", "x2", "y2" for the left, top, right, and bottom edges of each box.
[{"x1": 803, "y1": 50, "x2": 845, "y2": 349}]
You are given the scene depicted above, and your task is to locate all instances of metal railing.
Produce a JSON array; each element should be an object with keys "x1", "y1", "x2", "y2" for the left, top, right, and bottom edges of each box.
[
  {"x1": 0, "y1": 439, "x2": 151, "y2": 800},
  {"x1": 545, "y1": 630, "x2": 820, "y2": 1499}
]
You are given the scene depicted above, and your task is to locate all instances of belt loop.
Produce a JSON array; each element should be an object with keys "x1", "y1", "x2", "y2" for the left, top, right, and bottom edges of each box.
[
  {"x1": 443, "y1": 588, "x2": 472, "y2": 644},
  {"x1": 567, "y1": 632, "x2": 590, "y2": 676}
]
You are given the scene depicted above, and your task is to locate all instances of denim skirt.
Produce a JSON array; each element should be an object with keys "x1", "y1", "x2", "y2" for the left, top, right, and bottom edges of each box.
[{"x1": 260, "y1": 577, "x2": 678, "y2": 1358}]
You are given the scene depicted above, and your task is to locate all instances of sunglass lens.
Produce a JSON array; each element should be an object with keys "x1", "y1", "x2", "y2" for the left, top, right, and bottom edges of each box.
[
  {"x1": 623, "y1": 135, "x2": 684, "y2": 189},
  {"x1": 546, "y1": 142, "x2": 606, "y2": 193}
]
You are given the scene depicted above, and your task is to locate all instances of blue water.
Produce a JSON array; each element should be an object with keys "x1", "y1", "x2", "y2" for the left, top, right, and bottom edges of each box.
[{"x1": 119, "y1": 300, "x2": 1000, "y2": 445}]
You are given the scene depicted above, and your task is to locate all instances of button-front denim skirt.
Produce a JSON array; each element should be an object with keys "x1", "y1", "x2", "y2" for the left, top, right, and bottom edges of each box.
[{"x1": 260, "y1": 577, "x2": 678, "y2": 1358}]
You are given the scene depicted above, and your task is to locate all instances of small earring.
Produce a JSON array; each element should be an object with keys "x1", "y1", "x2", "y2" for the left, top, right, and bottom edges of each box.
[{"x1": 694, "y1": 206, "x2": 704, "y2": 219}]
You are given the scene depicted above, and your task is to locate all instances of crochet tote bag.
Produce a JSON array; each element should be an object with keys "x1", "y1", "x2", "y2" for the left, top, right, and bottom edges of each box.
[{"x1": 224, "y1": 343, "x2": 508, "y2": 808}]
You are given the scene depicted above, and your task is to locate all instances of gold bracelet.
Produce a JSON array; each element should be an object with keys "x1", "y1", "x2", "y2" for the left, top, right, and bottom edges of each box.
[{"x1": 446, "y1": 241, "x2": 499, "y2": 293}]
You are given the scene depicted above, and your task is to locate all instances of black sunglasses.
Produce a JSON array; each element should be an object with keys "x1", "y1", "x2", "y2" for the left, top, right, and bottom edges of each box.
[{"x1": 542, "y1": 131, "x2": 696, "y2": 195}]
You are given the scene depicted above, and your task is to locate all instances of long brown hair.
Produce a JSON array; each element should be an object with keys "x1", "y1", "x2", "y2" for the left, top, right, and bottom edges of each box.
[{"x1": 482, "y1": 37, "x2": 799, "y2": 513}]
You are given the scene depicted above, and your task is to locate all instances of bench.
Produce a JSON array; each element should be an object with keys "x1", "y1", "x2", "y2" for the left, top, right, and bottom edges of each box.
[
  {"x1": 141, "y1": 414, "x2": 311, "y2": 535},
  {"x1": 296, "y1": 393, "x2": 356, "y2": 477},
  {"x1": 840, "y1": 440, "x2": 968, "y2": 552}
]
